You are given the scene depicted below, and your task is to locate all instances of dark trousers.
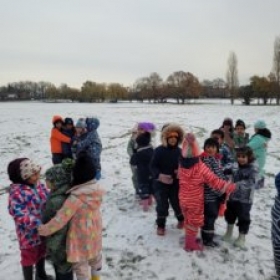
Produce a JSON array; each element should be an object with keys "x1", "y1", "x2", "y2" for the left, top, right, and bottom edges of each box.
[
  {"x1": 138, "y1": 180, "x2": 153, "y2": 200},
  {"x1": 272, "y1": 244, "x2": 280, "y2": 279},
  {"x1": 52, "y1": 153, "x2": 64, "y2": 165},
  {"x1": 153, "y1": 180, "x2": 184, "y2": 228},
  {"x1": 203, "y1": 199, "x2": 220, "y2": 232},
  {"x1": 225, "y1": 201, "x2": 252, "y2": 234}
]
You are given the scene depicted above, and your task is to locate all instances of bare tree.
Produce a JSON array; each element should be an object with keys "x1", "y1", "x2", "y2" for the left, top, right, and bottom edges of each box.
[
  {"x1": 226, "y1": 51, "x2": 239, "y2": 104},
  {"x1": 273, "y1": 36, "x2": 280, "y2": 105}
]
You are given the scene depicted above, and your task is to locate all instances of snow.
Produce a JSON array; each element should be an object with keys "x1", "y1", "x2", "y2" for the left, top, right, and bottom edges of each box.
[{"x1": 0, "y1": 101, "x2": 279, "y2": 280}]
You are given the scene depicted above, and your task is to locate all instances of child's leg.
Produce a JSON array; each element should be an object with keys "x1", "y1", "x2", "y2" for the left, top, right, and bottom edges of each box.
[
  {"x1": 22, "y1": 266, "x2": 33, "y2": 280},
  {"x1": 202, "y1": 200, "x2": 219, "y2": 246},
  {"x1": 224, "y1": 201, "x2": 238, "y2": 225},
  {"x1": 168, "y1": 182, "x2": 184, "y2": 224},
  {"x1": 89, "y1": 254, "x2": 102, "y2": 280},
  {"x1": 72, "y1": 261, "x2": 89, "y2": 280},
  {"x1": 153, "y1": 182, "x2": 169, "y2": 230},
  {"x1": 237, "y1": 203, "x2": 252, "y2": 234},
  {"x1": 273, "y1": 244, "x2": 280, "y2": 278}
]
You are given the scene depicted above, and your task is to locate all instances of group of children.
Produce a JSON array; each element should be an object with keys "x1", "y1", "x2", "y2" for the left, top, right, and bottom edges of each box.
[
  {"x1": 128, "y1": 118, "x2": 272, "y2": 252},
  {"x1": 7, "y1": 115, "x2": 104, "y2": 280},
  {"x1": 7, "y1": 115, "x2": 276, "y2": 279}
]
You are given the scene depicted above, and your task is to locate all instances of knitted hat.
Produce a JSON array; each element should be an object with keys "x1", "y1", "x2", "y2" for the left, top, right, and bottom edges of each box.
[
  {"x1": 181, "y1": 133, "x2": 201, "y2": 158},
  {"x1": 136, "y1": 132, "x2": 151, "y2": 147},
  {"x1": 138, "y1": 122, "x2": 156, "y2": 132},
  {"x1": 72, "y1": 151, "x2": 96, "y2": 186},
  {"x1": 45, "y1": 158, "x2": 74, "y2": 187},
  {"x1": 275, "y1": 172, "x2": 280, "y2": 196},
  {"x1": 64, "y1": 117, "x2": 74, "y2": 125},
  {"x1": 254, "y1": 120, "x2": 266, "y2": 129},
  {"x1": 52, "y1": 115, "x2": 63, "y2": 124},
  {"x1": 75, "y1": 118, "x2": 87, "y2": 128},
  {"x1": 235, "y1": 119, "x2": 246, "y2": 129},
  {"x1": 8, "y1": 158, "x2": 41, "y2": 183}
]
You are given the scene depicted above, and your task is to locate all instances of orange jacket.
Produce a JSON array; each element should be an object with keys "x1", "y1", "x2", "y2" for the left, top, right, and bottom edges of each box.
[{"x1": 50, "y1": 128, "x2": 71, "y2": 153}]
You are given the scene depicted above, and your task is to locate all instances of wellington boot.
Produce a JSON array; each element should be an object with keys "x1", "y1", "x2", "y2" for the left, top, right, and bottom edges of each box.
[
  {"x1": 91, "y1": 275, "x2": 101, "y2": 280},
  {"x1": 157, "y1": 227, "x2": 165, "y2": 236},
  {"x1": 148, "y1": 195, "x2": 153, "y2": 206},
  {"x1": 176, "y1": 221, "x2": 184, "y2": 229},
  {"x1": 222, "y1": 224, "x2": 234, "y2": 242},
  {"x1": 234, "y1": 233, "x2": 246, "y2": 250},
  {"x1": 184, "y1": 235, "x2": 204, "y2": 251},
  {"x1": 141, "y1": 199, "x2": 149, "y2": 212},
  {"x1": 22, "y1": 266, "x2": 33, "y2": 280}
]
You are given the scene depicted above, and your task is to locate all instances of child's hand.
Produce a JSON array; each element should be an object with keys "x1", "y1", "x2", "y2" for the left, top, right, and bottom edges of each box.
[
  {"x1": 158, "y1": 174, "x2": 173, "y2": 185},
  {"x1": 38, "y1": 225, "x2": 50, "y2": 236},
  {"x1": 185, "y1": 133, "x2": 195, "y2": 144}
]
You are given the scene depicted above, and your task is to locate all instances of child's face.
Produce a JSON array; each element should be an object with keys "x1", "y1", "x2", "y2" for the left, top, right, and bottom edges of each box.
[
  {"x1": 211, "y1": 134, "x2": 223, "y2": 146},
  {"x1": 235, "y1": 126, "x2": 245, "y2": 136},
  {"x1": 167, "y1": 136, "x2": 178, "y2": 146},
  {"x1": 76, "y1": 127, "x2": 83, "y2": 135},
  {"x1": 66, "y1": 124, "x2": 73, "y2": 130},
  {"x1": 237, "y1": 154, "x2": 249, "y2": 166},
  {"x1": 205, "y1": 145, "x2": 217, "y2": 156},
  {"x1": 55, "y1": 122, "x2": 63, "y2": 129},
  {"x1": 27, "y1": 172, "x2": 40, "y2": 185}
]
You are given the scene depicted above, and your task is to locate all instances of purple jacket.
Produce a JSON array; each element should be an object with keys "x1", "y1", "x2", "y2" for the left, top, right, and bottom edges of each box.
[{"x1": 8, "y1": 182, "x2": 49, "y2": 249}]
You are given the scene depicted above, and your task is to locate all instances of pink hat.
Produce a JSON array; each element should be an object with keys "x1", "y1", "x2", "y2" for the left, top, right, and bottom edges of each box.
[{"x1": 181, "y1": 133, "x2": 201, "y2": 158}]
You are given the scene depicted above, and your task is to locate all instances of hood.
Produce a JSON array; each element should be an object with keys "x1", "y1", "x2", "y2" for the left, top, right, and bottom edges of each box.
[
  {"x1": 68, "y1": 180, "x2": 105, "y2": 208},
  {"x1": 161, "y1": 123, "x2": 184, "y2": 147},
  {"x1": 86, "y1": 117, "x2": 100, "y2": 131},
  {"x1": 179, "y1": 156, "x2": 199, "y2": 169}
]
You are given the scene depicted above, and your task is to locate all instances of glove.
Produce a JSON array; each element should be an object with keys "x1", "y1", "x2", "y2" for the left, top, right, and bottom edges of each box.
[
  {"x1": 95, "y1": 170, "x2": 101, "y2": 180},
  {"x1": 223, "y1": 168, "x2": 233, "y2": 175},
  {"x1": 158, "y1": 173, "x2": 173, "y2": 185}
]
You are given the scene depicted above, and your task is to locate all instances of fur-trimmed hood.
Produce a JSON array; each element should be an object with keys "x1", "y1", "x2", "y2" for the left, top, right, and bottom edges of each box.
[{"x1": 161, "y1": 123, "x2": 184, "y2": 147}]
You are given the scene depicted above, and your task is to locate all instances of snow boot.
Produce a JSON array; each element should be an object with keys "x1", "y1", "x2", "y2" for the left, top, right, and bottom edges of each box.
[
  {"x1": 148, "y1": 195, "x2": 153, "y2": 206},
  {"x1": 22, "y1": 266, "x2": 33, "y2": 280},
  {"x1": 91, "y1": 275, "x2": 101, "y2": 280},
  {"x1": 222, "y1": 224, "x2": 234, "y2": 242},
  {"x1": 35, "y1": 258, "x2": 54, "y2": 280},
  {"x1": 201, "y1": 231, "x2": 219, "y2": 247},
  {"x1": 141, "y1": 199, "x2": 149, "y2": 212},
  {"x1": 176, "y1": 221, "x2": 184, "y2": 229},
  {"x1": 157, "y1": 227, "x2": 165, "y2": 236},
  {"x1": 184, "y1": 235, "x2": 204, "y2": 251},
  {"x1": 234, "y1": 233, "x2": 246, "y2": 249}
]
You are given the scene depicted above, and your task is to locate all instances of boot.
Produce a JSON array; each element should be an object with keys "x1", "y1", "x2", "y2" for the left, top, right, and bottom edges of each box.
[
  {"x1": 157, "y1": 226, "x2": 165, "y2": 236},
  {"x1": 148, "y1": 195, "x2": 153, "y2": 206},
  {"x1": 234, "y1": 233, "x2": 246, "y2": 249},
  {"x1": 91, "y1": 275, "x2": 101, "y2": 280},
  {"x1": 222, "y1": 224, "x2": 234, "y2": 242},
  {"x1": 22, "y1": 266, "x2": 33, "y2": 280},
  {"x1": 201, "y1": 231, "x2": 219, "y2": 247},
  {"x1": 176, "y1": 221, "x2": 184, "y2": 229},
  {"x1": 56, "y1": 271, "x2": 74, "y2": 280},
  {"x1": 141, "y1": 199, "x2": 149, "y2": 212},
  {"x1": 184, "y1": 235, "x2": 204, "y2": 251},
  {"x1": 35, "y1": 258, "x2": 54, "y2": 280}
]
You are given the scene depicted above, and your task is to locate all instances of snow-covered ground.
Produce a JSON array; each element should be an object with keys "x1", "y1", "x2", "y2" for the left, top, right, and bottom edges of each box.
[{"x1": 0, "y1": 101, "x2": 279, "y2": 280}]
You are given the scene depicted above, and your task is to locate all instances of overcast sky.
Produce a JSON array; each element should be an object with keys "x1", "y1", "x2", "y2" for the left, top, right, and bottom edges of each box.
[{"x1": 1, "y1": 0, "x2": 280, "y2": 88}]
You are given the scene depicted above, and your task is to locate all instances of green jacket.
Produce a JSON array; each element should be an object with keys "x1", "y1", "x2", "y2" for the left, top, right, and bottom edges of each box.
[{"x1": 42, "y1": 183, "x2": 72, "y2": 273}]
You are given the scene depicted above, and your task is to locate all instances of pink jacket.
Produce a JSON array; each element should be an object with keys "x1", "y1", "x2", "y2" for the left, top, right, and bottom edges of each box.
[
  {"x1": 43, "y1": 180, "x2": 104, "y2": 263},
  {"x1": 8, "y1": 182, "x2": 49, "y2": 249}
]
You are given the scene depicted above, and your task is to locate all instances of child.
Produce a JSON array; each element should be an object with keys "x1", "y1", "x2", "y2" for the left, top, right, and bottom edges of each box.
[
  {"x1": 71, "y1": 118, "x2": 87, "y2": 160},
  {"x1": 39, "y1": 152, "x2": 104, "y2": 280},
  {"x1": 247, "y1": 120, "x2": 271, "y2": 189},
  {"x1": 76, "y1": 117, "x2": 102, "y2": 180},
  {"x1": 233, "y1": 119, "x2": 249, "y2": 149},
  {"x1": 50, "y1": 115, "x2": 71, "y2": 165},
  {"x1": 211, "y1": 129, "x2": 234, "y2": 170},
  {"x1": 7, "y1": 158, "x2": 53, "y2": 280},
  {"x1": 223, "y1": 147, "x2": 258, "y2": 249},
  {"x1": 42, "y1": 158, "x2": 75, "y2": 280},
  {"x1": 61, "y1": 117, "x2": 76, "y2": 159},
  {"x1": 200, "y1": 138, "x2": 228, "y2": 247},
  {"x1": 127, "y1": 123, "x2": 139, "y2": 197},
  {"x1": 130, "y1": 132, "x2": 154, "y2": 211},
  {"x1": 178, "y1": 133, "x2": 236, "y2": 251},
  {"x1": 150, "y1": 123, "x2": 184, "y2": 236},
  {"x1": 272, "y1": 172, "x2": 280, "y2": 279},
  {"x1": 220, "y1": 118, "x2": 235, "y2": 151}
]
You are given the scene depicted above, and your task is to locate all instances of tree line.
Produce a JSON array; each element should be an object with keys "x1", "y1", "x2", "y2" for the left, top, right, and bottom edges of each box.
[{"x1": 1, "y1": 37, "x2": 280, "y2": 105}]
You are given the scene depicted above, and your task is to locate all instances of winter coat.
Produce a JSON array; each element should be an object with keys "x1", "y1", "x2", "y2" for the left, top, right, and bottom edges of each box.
[
  {"x1": 61, "y1": 128, "x2": 75, "y2": 158},
  {"x1": 200, "y1": 152, "x2": 227, "y2": 203},
  {"x1": 50, "y1": 128, "x2": 71, "y2": 154},
  {"x1": 233, "y1": 133, "x2": 249, "y2": 149},
  {"x1": 42, "y1": 180, "x2": 104, "y2": 263},
  {"x1": 150, "y1": 124, "x2": 183, "y2": 180},
  {"x1": 229, "y1": 163, "x2": 258, "y2": 204},
  {"x1": 8, "y1": 182, "x2": 49, "y2": 249},
  {"x1": 272, "y1": 195, "x2": 280, "y2": 278},
  {"x1": 220, "y1": 143, "x2": 234, "y2": 169},
  {"x1": 178, "y1": 158, "x2": 235, "y2": 232},
  {"x1": 76, "y1": 119, "x2": 102, "y2": 171},
  {"x1": 42, "y1": 183, "x2": 71, "y2": 273},
  {"x1": 127, "y1": 138, "x2": 137, "y2": 158},
  {"x1": 247, "y1": 129, "x2": 271, "y2": 177}
]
